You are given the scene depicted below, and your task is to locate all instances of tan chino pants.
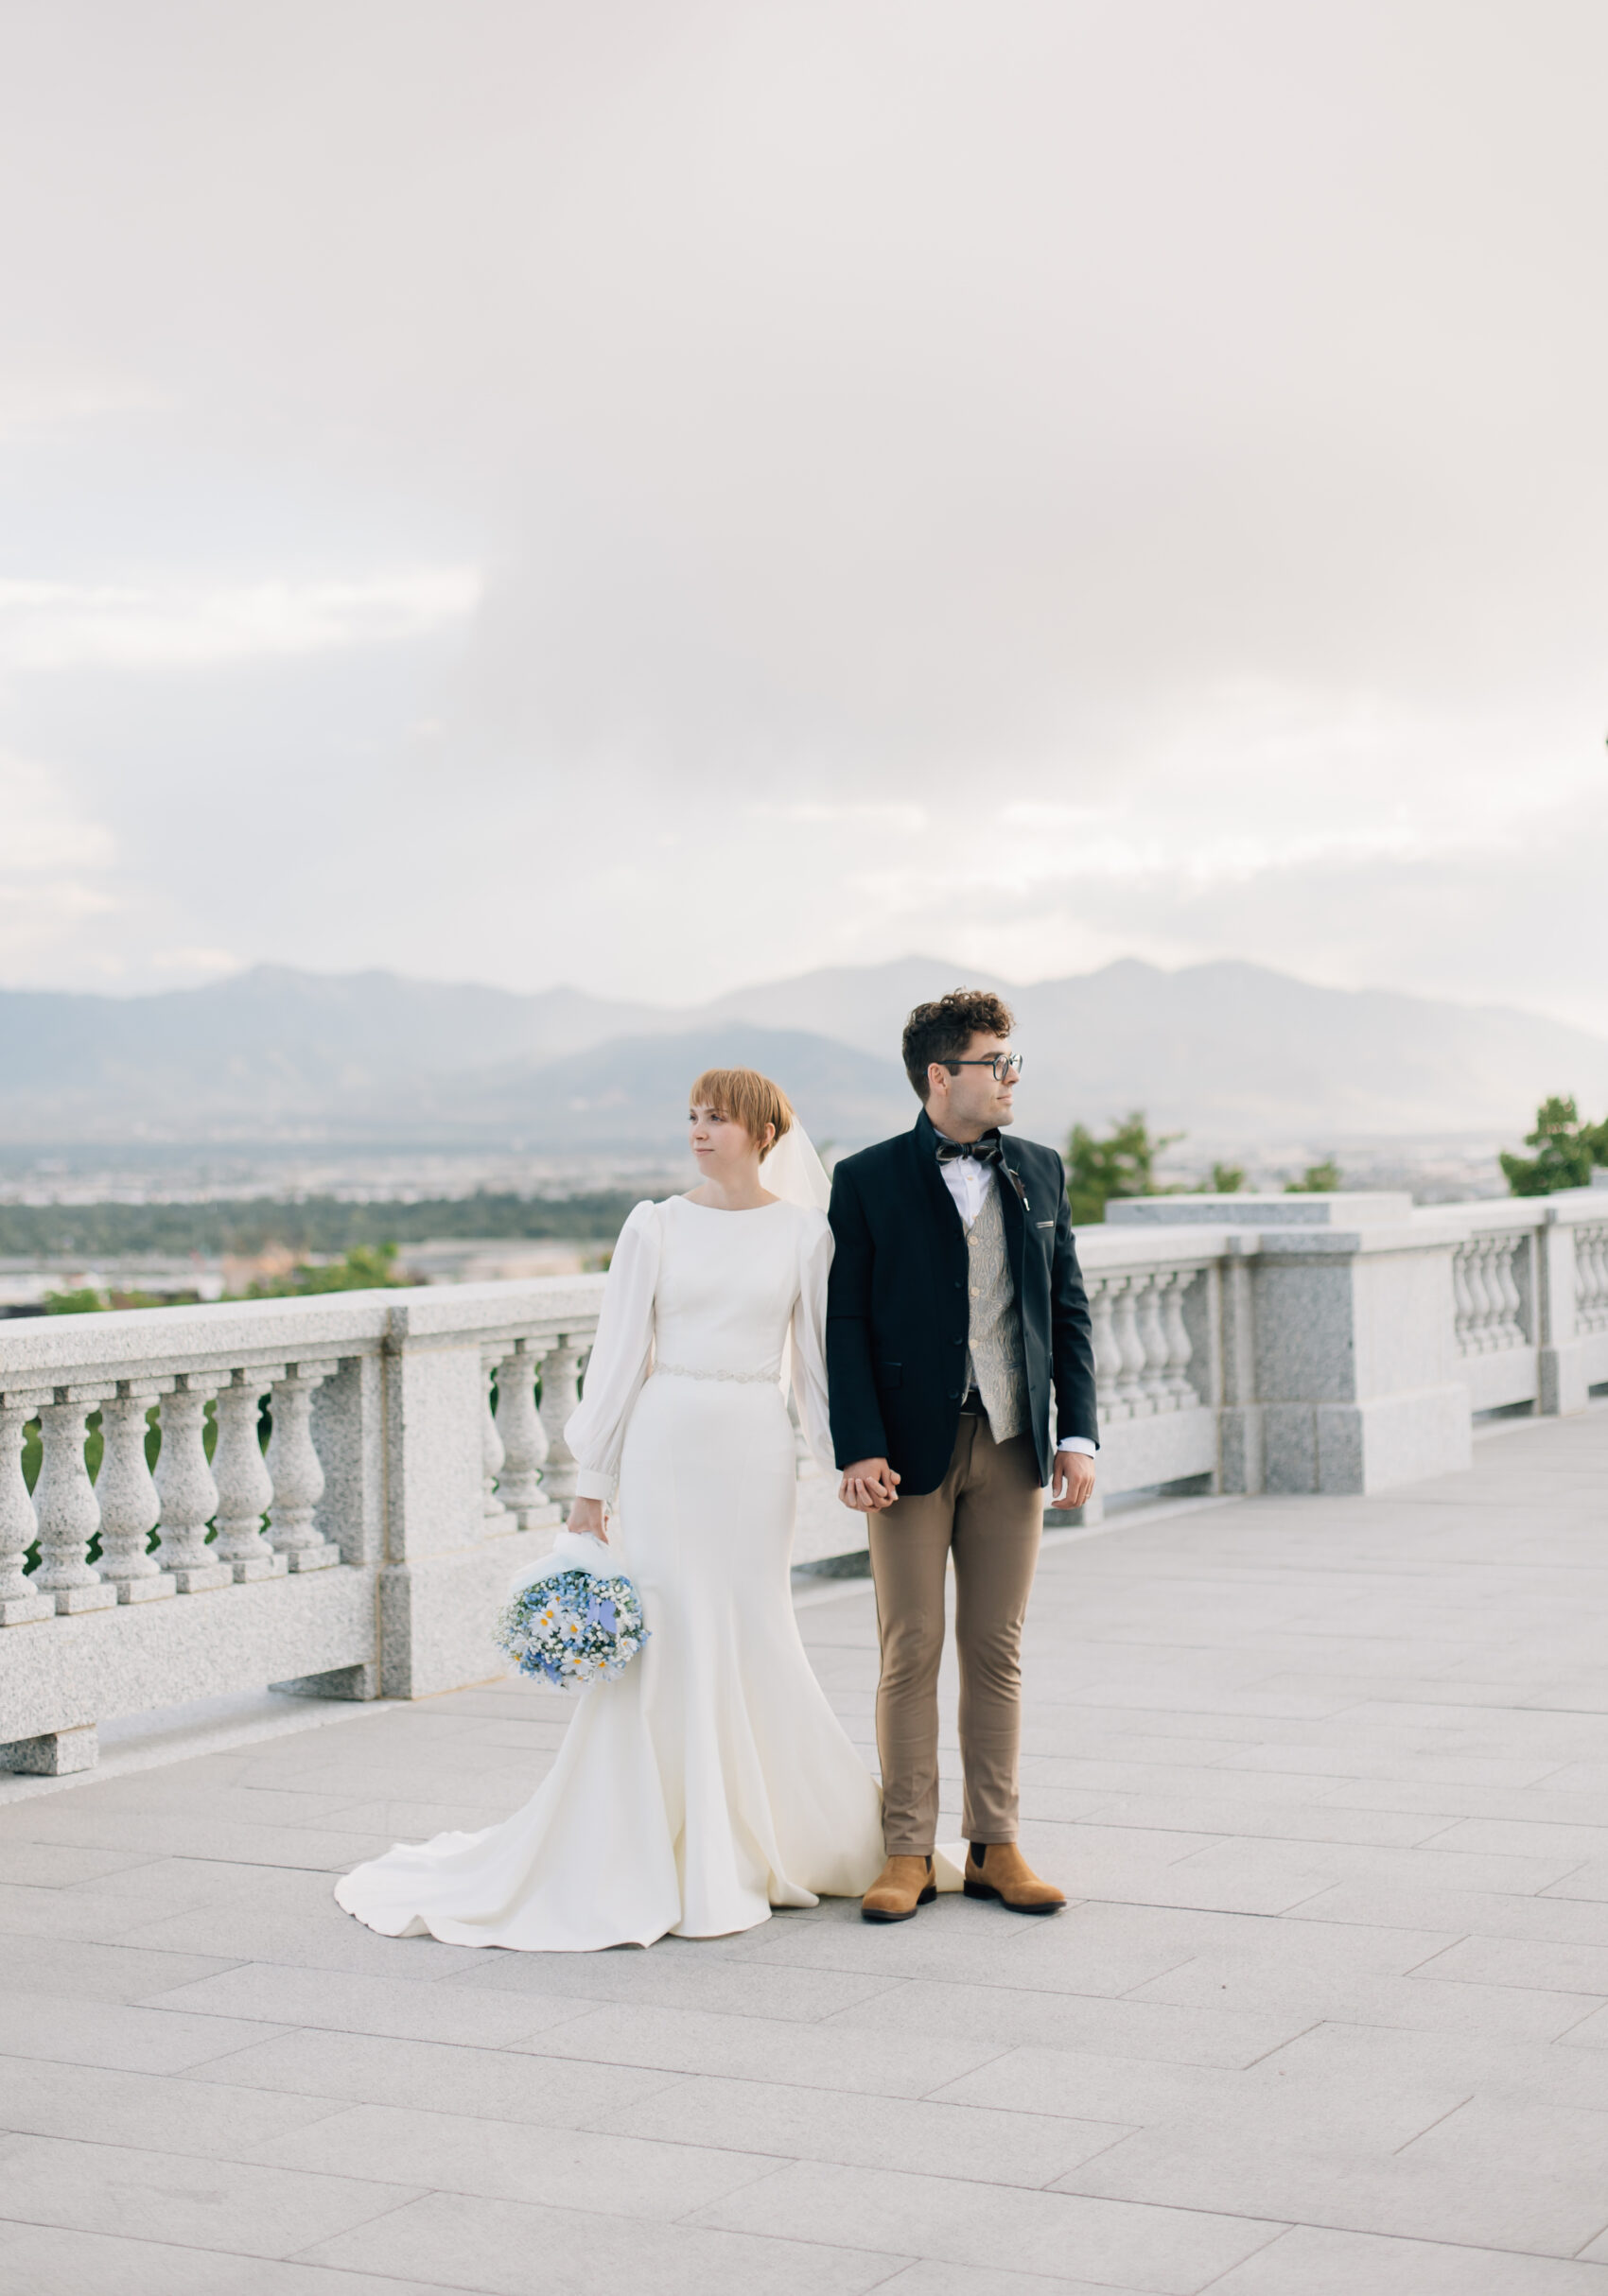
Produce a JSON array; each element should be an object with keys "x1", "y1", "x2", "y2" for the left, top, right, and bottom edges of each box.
[{"x1": 868, "y1": 1414, "x2": 1043, "y2": 1854}]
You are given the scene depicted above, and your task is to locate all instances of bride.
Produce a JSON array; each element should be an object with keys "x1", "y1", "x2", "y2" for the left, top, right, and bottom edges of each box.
[{"x1": 335, "y1": 1066, "x2": 885, "y2": 1951}]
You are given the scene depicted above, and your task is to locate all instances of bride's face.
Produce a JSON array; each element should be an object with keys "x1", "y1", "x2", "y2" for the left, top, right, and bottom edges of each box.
[{"x1": 688, "y1": 1102, "x2": 772, "y2": 1180}]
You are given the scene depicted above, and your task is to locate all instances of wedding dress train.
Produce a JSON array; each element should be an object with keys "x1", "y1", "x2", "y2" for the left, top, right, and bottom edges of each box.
[{"x1": 335, "y1": 1192, "x2": 885, "y2": 1951}]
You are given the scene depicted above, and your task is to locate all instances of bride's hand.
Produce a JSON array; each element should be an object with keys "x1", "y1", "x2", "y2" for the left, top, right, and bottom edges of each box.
[{"x1": 568, "y1": 1497, "x2": 608, "y2": 1543}]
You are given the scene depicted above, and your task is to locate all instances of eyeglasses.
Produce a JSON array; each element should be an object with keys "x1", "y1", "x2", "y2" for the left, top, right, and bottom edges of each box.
[{"x1": 945, "y1": 1053, "x2": 1023, "y2": 1082}]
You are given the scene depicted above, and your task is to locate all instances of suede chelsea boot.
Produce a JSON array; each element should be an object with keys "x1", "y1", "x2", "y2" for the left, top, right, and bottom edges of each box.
[
  {"x1": 964, "y1": 1841, "x2": 1066, "y2": 1914},
  {"x1": 861, "y1": 1853, "x2": 937, "y2": 1923}
]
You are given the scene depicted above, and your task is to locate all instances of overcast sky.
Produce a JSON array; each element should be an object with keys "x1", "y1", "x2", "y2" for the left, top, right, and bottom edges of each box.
[{"x1": 2, "y1": 0, "x2": 1605, "y2": 1030}]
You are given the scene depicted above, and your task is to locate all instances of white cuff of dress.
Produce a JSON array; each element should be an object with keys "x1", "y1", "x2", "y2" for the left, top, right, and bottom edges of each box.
[
  {"x1": 570, "y1": 1468, "x2": 615, "y2": 1503},
  {"x1": 1056, "y1": 1437, "x2": 1096, "y2": 1457}
]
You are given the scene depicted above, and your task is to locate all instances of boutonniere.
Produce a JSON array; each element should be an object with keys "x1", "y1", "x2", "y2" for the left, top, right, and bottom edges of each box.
[{"x1": 1005, "y1": 1166, "x2": 1030, "y2": 1211}]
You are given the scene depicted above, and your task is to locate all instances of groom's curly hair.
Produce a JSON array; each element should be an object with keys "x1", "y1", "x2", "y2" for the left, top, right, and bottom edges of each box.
[{"x1": 902, "y1": 989, "x2": 1016, "y2": 1101}]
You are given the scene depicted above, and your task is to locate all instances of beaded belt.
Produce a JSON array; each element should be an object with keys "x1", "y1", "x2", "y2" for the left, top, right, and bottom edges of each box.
[{"x1": 654, "y1": 1362, "x2": 778, "y2": 1385}]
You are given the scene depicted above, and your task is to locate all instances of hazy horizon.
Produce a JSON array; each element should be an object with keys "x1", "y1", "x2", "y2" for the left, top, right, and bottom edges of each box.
[{"x1": 3, "y1": 3, "x2": 1603, "y2": 1031}]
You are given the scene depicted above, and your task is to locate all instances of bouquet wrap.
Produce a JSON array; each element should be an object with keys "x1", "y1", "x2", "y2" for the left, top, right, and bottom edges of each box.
[{"x1": 496, "y1": 1529, "x2": 650, "y2": 1691}]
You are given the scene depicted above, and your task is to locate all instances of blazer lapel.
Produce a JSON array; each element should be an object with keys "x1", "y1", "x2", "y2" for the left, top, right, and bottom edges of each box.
[
  {"x1": 997, "y1": 1143, "x2": 1030, "y2": 1296},
  {"x1": 911, "y1": 1109, "x2": 965, "y2": 1238}
]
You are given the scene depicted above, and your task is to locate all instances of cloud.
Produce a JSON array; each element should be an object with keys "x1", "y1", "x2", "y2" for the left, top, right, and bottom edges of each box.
[
  {"x1": 0, "y1": 753, "x2": 116, "y2": 872},
  {"x1": 0, "y1": 1, "x2": 1602, "y2": 1031},
  {"x1": 0, "y1": 569, "x2": 482, "y2": 673}
]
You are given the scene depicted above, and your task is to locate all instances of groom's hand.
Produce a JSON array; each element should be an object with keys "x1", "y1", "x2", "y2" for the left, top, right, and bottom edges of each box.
[
  {"x1": 1049, "y1": 1452, "x2": 1097, "y2": 1510},
  {"x1": 840, "y1": 1458, "x2": 901, "y2": 1512}
]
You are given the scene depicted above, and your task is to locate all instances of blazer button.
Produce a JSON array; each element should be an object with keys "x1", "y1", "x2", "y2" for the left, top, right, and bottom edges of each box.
[{"x1": 947, "y1": 1389, "x2": 958, "y2": 1400}]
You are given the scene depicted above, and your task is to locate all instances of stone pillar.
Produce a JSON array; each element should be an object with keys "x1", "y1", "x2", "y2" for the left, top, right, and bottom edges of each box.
[
  {"x1": 377, "y1": 1307, "x2": 586, "y2": 1701},
  {"x1": 1538, "y1": 1211, "x2": 1589, "y2": 1416},
  {"x1": 1252, "y1": 1225, "x2": 1471, "y2": 1495},
  {"x1": 1216, "y1": 1245, "x2": 1265, "y2": 1495}
]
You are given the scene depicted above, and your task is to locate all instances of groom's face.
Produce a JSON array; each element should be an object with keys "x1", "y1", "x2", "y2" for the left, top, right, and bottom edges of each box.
[{"x1": 931, "y1": 1031, "x2": 1019, "y2": 1136}]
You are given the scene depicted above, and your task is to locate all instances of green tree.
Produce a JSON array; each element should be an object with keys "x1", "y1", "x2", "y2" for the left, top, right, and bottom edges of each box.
[
  {"x1": 240, "y1": 1242, "x2": 407, "y2": 1297},
  {"x1": 1065, "y1": 1111, "x2": 1183, "y2": 1225},
  {"x1": 1205, "y1": 1161, "x2": 1245, "y2": 1194},
  {"x1": 1285, "y1": 1159, "x2": 1342, "y2": 1193},
  {"x1": 1500, "y1": 1095, "x2": 1608, "y2": 1196},
  {"x1": 44, "y1": 1287, "x2": 109, "y2": 1314}
]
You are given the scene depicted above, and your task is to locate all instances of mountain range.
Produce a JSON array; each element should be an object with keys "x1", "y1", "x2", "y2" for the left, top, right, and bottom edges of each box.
[{"x1": 2, "y1": 957, "x2": 1604, "y2": 1151}]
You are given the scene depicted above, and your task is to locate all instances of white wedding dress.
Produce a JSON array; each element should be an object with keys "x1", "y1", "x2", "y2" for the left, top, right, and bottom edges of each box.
[{"x1": 335, "y1": 1191, "x2": 885, "y2": 1951}]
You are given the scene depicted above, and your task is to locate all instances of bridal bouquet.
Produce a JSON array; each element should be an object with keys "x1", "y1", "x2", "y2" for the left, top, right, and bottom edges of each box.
[{"x1": 495, "y1": 1529, "x2": 649, "y2": 1691}]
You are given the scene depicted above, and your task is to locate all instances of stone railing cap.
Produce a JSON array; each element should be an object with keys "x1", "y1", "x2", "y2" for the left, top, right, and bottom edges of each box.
[
  {"x1": 1104, "y1": 1191, "x2": 1414, "y2": 1227},
  {"x1": 0, "y1": 1272, "x2": 608, "y2": 1383}
]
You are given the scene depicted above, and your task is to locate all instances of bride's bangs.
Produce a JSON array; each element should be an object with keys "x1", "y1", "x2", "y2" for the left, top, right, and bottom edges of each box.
[{"x1": 689, "y1": 1066, "x2": 795, "y2": 1158}]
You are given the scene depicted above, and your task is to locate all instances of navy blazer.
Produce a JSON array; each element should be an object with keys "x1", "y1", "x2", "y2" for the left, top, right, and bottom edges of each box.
[{"x1": 826, "y1": 1107, "x2": 1098, "y2": 1496}]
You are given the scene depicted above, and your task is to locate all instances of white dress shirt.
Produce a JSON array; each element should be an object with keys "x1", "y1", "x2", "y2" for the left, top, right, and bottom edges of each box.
[{"x1": 933, "y1": 1132, "x2": 1096, "y2": 1459}]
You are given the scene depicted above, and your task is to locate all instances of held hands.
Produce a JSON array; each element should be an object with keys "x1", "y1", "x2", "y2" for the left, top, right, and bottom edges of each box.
[
  {"x1": 839, "y1": 1457, "x2": 901, "y2": 1513},
  {"x1": 1049, "y1": 1452, "x2": 1097, "y2": 1511},
  {"x1": 568, "y1": 1496, "x2": 609, "y2": 1543}
]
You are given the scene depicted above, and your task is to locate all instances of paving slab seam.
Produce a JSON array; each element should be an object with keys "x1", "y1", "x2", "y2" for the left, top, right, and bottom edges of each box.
[{"x1": 1386, "y1": 2089, "x2": 1478, "y2": 2154}]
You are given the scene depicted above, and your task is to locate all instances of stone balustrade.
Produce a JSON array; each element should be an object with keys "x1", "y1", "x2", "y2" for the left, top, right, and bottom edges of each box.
[
  {"x1": 0, "y1": 1280, "x2": 604, "y2": 1776},
  {"x1": 1098, "y1": 1184, "x2": 1608, "y2": 1497},
  {"x1": 5, "y1": 1186, "x2": 1607, "y2": 1772}
]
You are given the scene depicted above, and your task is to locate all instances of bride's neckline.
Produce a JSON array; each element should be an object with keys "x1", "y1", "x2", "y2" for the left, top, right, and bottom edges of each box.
[{"x1": 675, "y1": 1192, "x2": 788, "y2": 1215}]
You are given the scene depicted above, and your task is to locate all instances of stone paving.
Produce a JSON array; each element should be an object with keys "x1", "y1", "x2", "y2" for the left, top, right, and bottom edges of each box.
[{"x1": 2, "y1": 1408, "x2": 1608, "y2": 2294}]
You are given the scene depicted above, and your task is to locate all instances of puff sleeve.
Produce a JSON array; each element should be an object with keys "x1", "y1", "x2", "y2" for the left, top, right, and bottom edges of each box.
[
  {"x1": 789, "y1": 1208, "x2": 836, "y2": 1476},
  {"x1": 563, "y1": 1200, "x2": 660, "y2": 1503}
]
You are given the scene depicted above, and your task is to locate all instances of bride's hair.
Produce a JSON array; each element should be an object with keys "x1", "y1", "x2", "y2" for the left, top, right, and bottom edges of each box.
[{"x1": 688, "y1": 1068, "x2": 795, "y2": 1161}]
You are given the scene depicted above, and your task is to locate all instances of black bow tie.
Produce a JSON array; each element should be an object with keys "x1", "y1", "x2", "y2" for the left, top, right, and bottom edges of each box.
[{"x1": 935, "y1": 1134, "x2": 1004, "y2": 1167}]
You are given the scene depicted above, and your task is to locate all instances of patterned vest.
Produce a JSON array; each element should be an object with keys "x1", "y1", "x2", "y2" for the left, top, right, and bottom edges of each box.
[{"x1": 963, "y1": 1179, "x2": 1028, "y2": 1443}]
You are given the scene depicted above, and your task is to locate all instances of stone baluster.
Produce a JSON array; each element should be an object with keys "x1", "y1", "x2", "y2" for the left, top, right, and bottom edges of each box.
[
  {"x1": 152, "y1": 1376, "x2": 232, "y2": 1593},
  {"x1": 480, "y1": 1347, "x2": 510, "y2": 1526},
  {"x1": 1493, "y1": 1242, "x2": 1524, "y2": 1350},
  {"x1": 1465, "y1": 1243, "x2": 1494, "y2": 1352},
  {"x1": 1480, "y1": 1238, "x2": 1506, "y2": 1349},
  {"x1": 267, "y1": 1363, "x2": 340, "y2": 1571},
  {"x1": 96, "y1": 1384, "x2": 176, "y2": 1603},
  {"x1": 493, "y1": 1340, "x2": 561, "y2": 1529},
  {"x1": 537, "y1": 1337, "x2": 585, "y2": 1510},
  {"x1": 0, "y1": 1396, "x2": 53, "y2": 1626},
  {"x1": 1108, "y1": 1279, "x2": 1149, "y2": 1418},
  {"x1": 1087, "y1": 1279, "x2": 1124, "y2": 1432},
  {"x1": 1452, "y1": 1245, "x2": 1477, "y2": 1354},
  {"x1": 1577, "y1": 1227, "x2": 1608, "y2": 1334},
  {"x1": 1136, "y1": 1273, "x2": 1173, "y2": 1413},
  {"x1": 32, "y1": 1392, "x2": 117, "y2": 1613},
  {"x1": 1162, "y1": 1269, "x2": 1197, "y2": 1407},
  {"x1": 213, "y1": 1370, "x2": 287, "y2": 1582}
]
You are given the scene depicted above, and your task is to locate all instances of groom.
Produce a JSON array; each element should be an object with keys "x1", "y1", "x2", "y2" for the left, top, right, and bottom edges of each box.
[{"x1": 827, "y1": 989, "x2": 1098, "y2": 1922}]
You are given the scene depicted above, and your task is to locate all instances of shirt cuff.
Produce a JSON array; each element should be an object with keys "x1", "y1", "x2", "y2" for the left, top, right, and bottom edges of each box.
[
  {"x1": 570, "y1": 1467, "x2": 615, "y2": 1503},
  {"x1": 1056, "y1": 1437, "x2": 1096, "y2": 1457}
]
